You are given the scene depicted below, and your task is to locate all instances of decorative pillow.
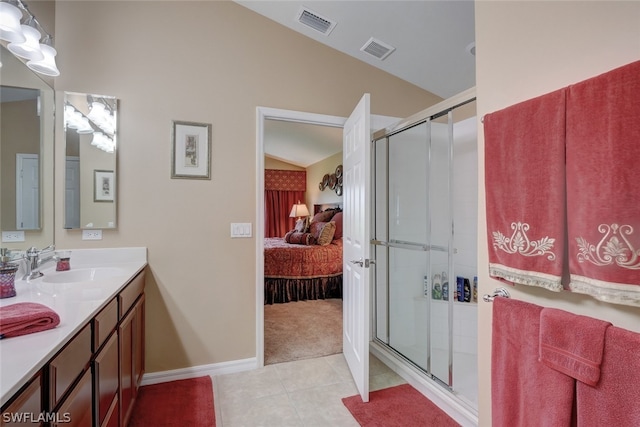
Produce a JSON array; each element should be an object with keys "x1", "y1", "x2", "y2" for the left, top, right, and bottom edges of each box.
[
  {"x1": 331, "y1": 212, "x2": 343, "y2": 240},
  {"x1": 285, "y1": 231, "x2": 315, "y2": 245},
  {"x1": 311, "y1": 209, "x2": 337, "y2": 224},
  {"x1": 316, "y1": 221, "x2": 336, "y2": 246},
  {"x1": 309, "y1": 221, "x2": 326, "y2": 238},
  {"x1": 294, "y1": 218, "x2": 308, "y2": 233}
]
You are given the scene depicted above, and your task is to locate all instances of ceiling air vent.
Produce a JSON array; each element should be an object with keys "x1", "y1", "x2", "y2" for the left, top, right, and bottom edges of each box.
[
  {"x1": 296, "y1": 7, "x2": 337, "y2": 36},
  {"x1": 360, "y1": 37, "x2": 396, "y2": 61}
]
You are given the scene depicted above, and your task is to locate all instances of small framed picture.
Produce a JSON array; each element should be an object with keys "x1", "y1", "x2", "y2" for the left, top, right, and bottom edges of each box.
[
  {"x1": 171, "y1": 120, "x2": 212, "y2": 179},
  {"x1": 94, "y1": 170, "x2": 115, "y2": 202}
]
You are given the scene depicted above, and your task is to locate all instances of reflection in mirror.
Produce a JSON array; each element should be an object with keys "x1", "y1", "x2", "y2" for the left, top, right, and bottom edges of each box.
[
  {"x1": 0, "y1": 44, "x2": 54, "y2": 249},
  {"x1": 64, "y1": 92, "x2": 117, "y2": 229}
]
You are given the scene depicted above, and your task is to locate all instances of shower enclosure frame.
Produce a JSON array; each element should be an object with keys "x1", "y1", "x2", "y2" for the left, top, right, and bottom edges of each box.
[{"x1": 369, "y1": 87, "x2": 478, "y2": 422}]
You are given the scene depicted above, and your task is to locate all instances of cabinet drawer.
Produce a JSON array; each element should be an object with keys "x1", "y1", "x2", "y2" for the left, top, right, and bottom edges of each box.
[
  {"x1": 1, "y1": 374, "x2": 41, "y2": 426},
  {"x1": 118, "y1": 272, "x2": 145, "y2": 319},
  {"x1": 48, "y1": 324, "x2": 91, "y2": 409},
  {"x1": 93, "y1": 298, "x2": 117, "y2": 352}
]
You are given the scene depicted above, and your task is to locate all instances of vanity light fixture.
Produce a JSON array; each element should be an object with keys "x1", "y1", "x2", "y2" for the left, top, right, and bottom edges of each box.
[
  {"x1": 87, "y1": 101, "x2": 116, "y2": 136},
  {"x1": 26, "y1": 34, "x2": 59, "y2": 76},
  {"x1": 91, "y1": 132, "x2": 115, "y2": 154},
  {"x1": 1, "y1": 0, "x2": 60, "y2": 76},
  {"x1": 7, "y1": 15, "x2": 42, "y2": 60},
  {"x1": 0, "y1": 0, "x2": 25, "y2": 43}
]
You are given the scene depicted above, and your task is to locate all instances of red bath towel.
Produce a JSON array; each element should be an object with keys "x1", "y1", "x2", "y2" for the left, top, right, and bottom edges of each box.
[
  {"x1": 484, "y1": 88, "x2": 566, "y2": 292},
  {"x1": 491, "y1": 298, "x2": 574, "y2": 427},
  {"x1": 576, "y1": 325, "x2": 640, "y2": 426},
  {"x1": 539, "y1": 308, "x2": 611, "y2": 386},
  {"x1": 566, "y1": 60, "x2": 640, "y2": 306},
  {"x1": 0, "y1": 302, "x2": 60, "y2": 339}
]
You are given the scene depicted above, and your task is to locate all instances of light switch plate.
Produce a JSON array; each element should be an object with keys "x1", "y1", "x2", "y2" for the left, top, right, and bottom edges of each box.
[
  {"x1": 82, "y1": 229, "x2": 103, "y2": 240},
  {"x1": 2, "y1": 231, "x2": 25, "y2": 242},
  {"x1": 230, "y1": 223, "x2": 252, "y2": 238}
]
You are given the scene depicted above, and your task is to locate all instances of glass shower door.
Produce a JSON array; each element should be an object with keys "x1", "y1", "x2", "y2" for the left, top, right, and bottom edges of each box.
[{"x1": 428, "y1": 115, "x2": 453, "y2": 386}]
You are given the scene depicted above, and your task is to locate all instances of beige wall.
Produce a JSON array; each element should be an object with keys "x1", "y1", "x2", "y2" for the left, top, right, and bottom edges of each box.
[
  {"x1": 476, "y1": 1, "x2": 640, "y2": 425},
  {"x1": 53, "y1": 1, "x2": 441, "y2": 372},
  {"x1": 306, "y1": 152, "x2": 343, "y2": 209}
]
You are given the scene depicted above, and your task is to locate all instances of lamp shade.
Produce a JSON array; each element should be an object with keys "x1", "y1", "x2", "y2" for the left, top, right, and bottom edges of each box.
[
  {"x1": 8, "y1": 19, "x2": 44, "y2": 61},
  {"x1": 289, "y1": 203, "x2": 310, "y2": 218},
  {"x1": 0, "y1": 2, "x2": 26, "y2": 43},
  {"x1": 26, "y1": 42, "x2": 59, "y2": 76}
]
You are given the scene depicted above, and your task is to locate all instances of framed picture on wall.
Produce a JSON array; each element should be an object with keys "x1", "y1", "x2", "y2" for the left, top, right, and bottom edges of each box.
[
  {"x1": 94, "y1": 170, "x2": 114, "y2": 202},
  {"x1": 171, "y1": 120, "x2": 212, "y2": 179}
]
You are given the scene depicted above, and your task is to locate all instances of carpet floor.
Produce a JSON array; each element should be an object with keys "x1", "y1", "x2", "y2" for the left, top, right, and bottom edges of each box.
[
  {"x1": 129, "y1": 376, "x2": 215, "y2": 426},
  {"x1": 342, "y1": 383, "x2": 460, "y2": 427},
  {"x1": 264, "y1": 298, "x2": 343, "y2": 365}
]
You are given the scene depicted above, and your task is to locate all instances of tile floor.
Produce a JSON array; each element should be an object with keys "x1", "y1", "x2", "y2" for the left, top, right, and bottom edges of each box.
[{"x1": 213, "y1": 353, "x2": 406, "y2": 426}]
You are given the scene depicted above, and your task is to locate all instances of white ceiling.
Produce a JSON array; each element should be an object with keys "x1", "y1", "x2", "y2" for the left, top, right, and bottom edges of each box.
[
  {"x1": 236, "y1": 1, "x2": 476, "y2": 167},
  {"x1": 235, "y1": 0, "x2": 476, "y2": 99}
]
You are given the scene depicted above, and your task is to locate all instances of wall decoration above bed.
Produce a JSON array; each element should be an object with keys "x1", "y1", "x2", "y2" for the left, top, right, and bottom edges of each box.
[{"x1": 318, "y1": 164, "x2": 343, "y2": 196}]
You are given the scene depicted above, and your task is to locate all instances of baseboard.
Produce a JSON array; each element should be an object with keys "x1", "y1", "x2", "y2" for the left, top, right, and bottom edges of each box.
[
  {"x1": 140, "y1": 357, "x2": 258, "y2": 386},
  {"x1": 370, "y1": 342, "x2": 478, "y2": 427}
]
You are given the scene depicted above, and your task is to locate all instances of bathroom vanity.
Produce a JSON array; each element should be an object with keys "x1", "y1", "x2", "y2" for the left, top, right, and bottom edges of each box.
[{"x1": 0, "y1": 248, "x2": 147, "y2": 426}]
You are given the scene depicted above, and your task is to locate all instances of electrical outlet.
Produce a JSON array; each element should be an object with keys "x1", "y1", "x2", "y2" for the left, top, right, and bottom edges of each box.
[
  {"x1": 2, "y1": 231, "x2": 25, "y2": 242},
  {"x1": 82, "y1": 229, "x2": 103, "y2": 240}
]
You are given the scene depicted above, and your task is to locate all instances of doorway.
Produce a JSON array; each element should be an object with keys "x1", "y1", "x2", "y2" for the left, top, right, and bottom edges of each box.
[
  {"x1": 255, "y1": 107, "x2": 347, "y2": 368},
  {"x1": 255, "y1": 107, "x2": 399, "y2": 368}
]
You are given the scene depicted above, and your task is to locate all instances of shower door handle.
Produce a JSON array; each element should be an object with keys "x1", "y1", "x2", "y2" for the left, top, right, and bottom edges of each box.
[{"x1": 350, "y1": 259, "x2": 375, "y2": 268}]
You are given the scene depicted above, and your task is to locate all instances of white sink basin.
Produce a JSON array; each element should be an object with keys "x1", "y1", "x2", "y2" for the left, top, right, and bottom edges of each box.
[{"x1": 42, "y1": 267, "x2": 127, "y2": 284}]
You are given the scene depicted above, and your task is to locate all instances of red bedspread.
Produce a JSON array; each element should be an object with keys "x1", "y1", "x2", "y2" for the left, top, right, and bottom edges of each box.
[{"x1": 264, "y1": 238, "x2": 343, "y2": 279}]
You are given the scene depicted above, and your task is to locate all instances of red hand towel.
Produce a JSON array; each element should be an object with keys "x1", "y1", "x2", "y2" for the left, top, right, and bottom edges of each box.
[
  {"x1": 0, "y1": 302, "x2": 60, "y2": 339},
  {"x1": 484, "y1": 89, "x2": 566, "y2": 292},
  {"x1": 566, "y1": 60, "x2": 640, "y2": 306},
  {"x1": 576, "y1": 325, "x2": 640, "y2": 427},
  {"x1": 539, "y1": 308, "x2": 611, "y2": 386},
  {"x1": 492, "y1": 298, "x2": 574, "y2": 427}
]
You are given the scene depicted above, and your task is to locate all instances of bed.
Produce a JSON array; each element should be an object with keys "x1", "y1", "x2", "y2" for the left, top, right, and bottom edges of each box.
[{"x1": 264, "y1": 206, "x2": 343, "y2": 304}]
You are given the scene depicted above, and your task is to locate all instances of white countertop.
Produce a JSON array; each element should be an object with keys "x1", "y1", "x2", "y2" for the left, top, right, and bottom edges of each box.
[{"x1": 0, "y1": 247, "x2": 147, "y2": 407}]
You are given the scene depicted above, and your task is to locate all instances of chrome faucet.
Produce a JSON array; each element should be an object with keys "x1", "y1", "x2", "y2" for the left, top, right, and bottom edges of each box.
[{"x1": 23, "y1": 245, "x2": 56, "y2": 280}]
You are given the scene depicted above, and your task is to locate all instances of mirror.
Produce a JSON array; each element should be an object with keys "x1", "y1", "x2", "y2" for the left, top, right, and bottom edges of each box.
[
  {"x1": 64, "y1": 92, "x2": 117, "y2": 229},
  {"x1": 0, "y1": 45, "x2": 54, "y2": 249}
]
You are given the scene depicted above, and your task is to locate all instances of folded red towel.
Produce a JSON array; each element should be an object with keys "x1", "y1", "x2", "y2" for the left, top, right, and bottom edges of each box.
[
  {"x1": 576, "y1": 325, "x2": 640, "y2": 426},
  {"x1": 566, "y1": 60, "x2": 640, "y2": 306},
  {"x1": 484, "y1": 88, "x2": 567, "y2": 292},
  {"x1": 539, "y1": 308, "x2": 611, "y2": 386},
  {"x1": 0, "y1": 302, "x2": 60, "y2": 339},
  {"x1": 492, "y1": 298, "x2": 574, "y2": 427}
]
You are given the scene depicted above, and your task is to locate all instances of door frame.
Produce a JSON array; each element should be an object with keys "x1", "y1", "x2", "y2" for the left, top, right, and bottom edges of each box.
[{"x1": 255, "y1": 107, "x2": 347, "y2": 367}]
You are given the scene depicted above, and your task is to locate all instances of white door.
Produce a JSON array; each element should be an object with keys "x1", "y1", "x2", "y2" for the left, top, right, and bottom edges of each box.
[
  {"x1": 343, "y1": 94, "x2": 371, "y2": 403},
  {"x1": 16, "y1": 154, "x2": 39, "y2": 230}
]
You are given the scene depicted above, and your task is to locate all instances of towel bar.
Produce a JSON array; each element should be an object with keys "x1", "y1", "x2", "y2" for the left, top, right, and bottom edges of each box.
[{"x1": 482, "y1": 287, "x2": 510, "y2": 302}]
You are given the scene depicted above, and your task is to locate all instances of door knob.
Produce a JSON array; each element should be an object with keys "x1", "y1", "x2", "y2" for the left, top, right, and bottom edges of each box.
[{"x1": 350, "y1": 259, "x2": 364, "y2": 267}]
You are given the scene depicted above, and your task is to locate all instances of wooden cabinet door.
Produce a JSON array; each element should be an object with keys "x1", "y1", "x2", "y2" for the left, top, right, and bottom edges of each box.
[
  {"x1": 119, "y1": 308, "x2": 134, "y2": 427},
  {"x1": 0, "y1": 374, "x2": 42, "y2": 426},
  {"x1": 53, "y1": 369, "x2": 92, "y2": 427},
  {"x1": 93, "y1": 333, "x2": 119, "y2": 427}
]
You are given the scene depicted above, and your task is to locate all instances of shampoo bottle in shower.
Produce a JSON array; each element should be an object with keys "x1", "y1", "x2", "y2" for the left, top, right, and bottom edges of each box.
[
  {"x1": 442, "y1": 272, "x2": 449, "y2": 301},
  {"x1": 464, "y1": 278, "x2": 471, "y2": 302}
]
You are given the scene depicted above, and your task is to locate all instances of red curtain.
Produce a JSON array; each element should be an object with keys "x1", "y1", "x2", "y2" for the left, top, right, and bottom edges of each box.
[
  {"x1": 264, "y1": 169, "x2": 307, "y2": 238},
  {"x1": 265, "y1": 190, "x2": 305, "y2": 237}
]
